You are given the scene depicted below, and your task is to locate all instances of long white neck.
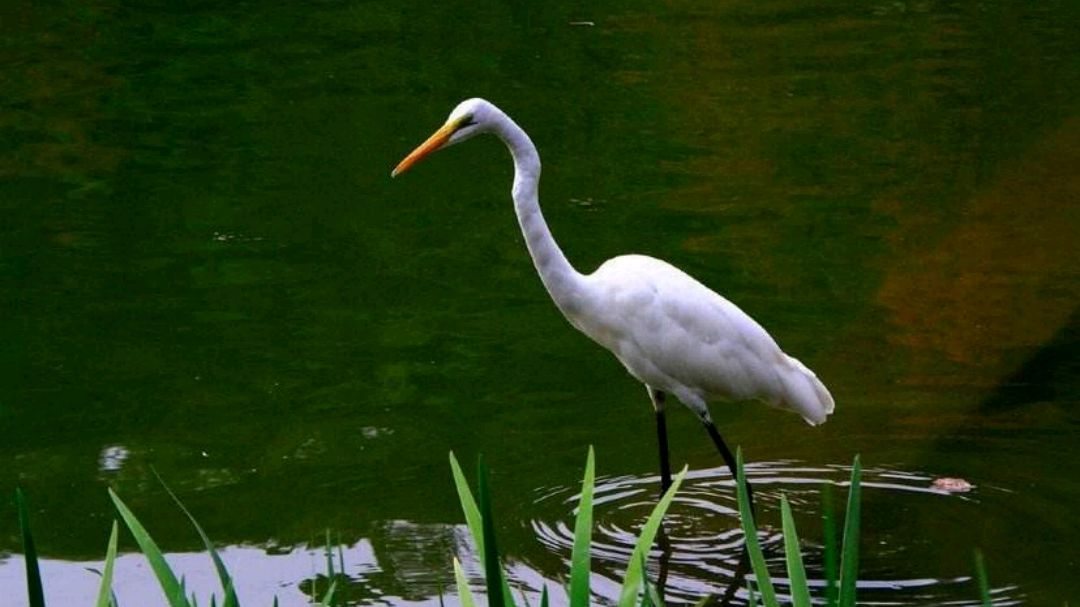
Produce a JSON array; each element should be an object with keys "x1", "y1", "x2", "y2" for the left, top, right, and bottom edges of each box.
[{"x1": 491, "y1": 111, "x2": 586, "y2": 317}]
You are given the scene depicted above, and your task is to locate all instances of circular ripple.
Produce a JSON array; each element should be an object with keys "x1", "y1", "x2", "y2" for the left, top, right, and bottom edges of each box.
[{"x1": 530, "y1": 461, "x2": 1021, "y2": 605}]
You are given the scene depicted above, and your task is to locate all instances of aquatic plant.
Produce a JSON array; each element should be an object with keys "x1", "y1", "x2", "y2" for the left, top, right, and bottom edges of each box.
[
  {"x1": 448, "y1": 447, "x2": 688, "y2": 607},
  {"x1": 15, "y1": 485, "x2": 338, "y2": 607},
  {"x1": 12, "y1": 449, "x2": 999, "y2": 606},
  {"x1": 733, "y1": 449, "x2": 861, "y2": 606}
]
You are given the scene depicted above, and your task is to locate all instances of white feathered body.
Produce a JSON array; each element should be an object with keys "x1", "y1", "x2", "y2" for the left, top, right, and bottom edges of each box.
[
  {"x1": 396, "y1": 98, "x2": 834, "y2": 428},
  {"x1": 564, "y1": 254, "x2": 834, "y2": 426}
]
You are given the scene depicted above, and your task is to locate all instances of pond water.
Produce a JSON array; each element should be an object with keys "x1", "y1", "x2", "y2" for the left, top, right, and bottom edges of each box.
[{"x1": 2, "y1": 1, "x2": 1078, "y2": 605}]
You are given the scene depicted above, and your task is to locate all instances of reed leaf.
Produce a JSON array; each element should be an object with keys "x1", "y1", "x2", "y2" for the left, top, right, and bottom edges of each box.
[
  {"x1": 974, "y1": 550, "x2": 992, "y2": 606},
  {"x1": 108, "y1": 488, "x2": 190, "y2": 607},
  {"x1": 837, "y1": 456, "x2": 861, "y2": 607},
  {"x1": 449, "y1": 452, "x2": 485, "y2": 559},
  {"x1": 569, "y1": 447, "x2": 595, "y2": 607},
  {"x1": 449, "y1": 452, "x2": 514, "y2": 607},
  {"x1": 616, "y1": 465, "x2": 688, "y2": 607},
  {"x1": 153, "y1": 471, "x2": 239, "y2": 607},
  {"x1": 453, "y1": 558, "x2": 478, "y2": 607},
  {"x1": 780, "y1": 495, "x2": 811, "y2": 606},
  {"x1": 821, "y1": 484, "x2": 838, "y2": 607},
  {"x1": 477, "y1": 455, "x2": 511, "y2": 607},
  {"x1": 15, "y1": 488, "x2": 46, "y2": 607},
  {"x1": 325, "y1": 529, "x2": 335, "y2": 579},
  {"x1": 94, "y1": 521, "x2": 120, "y2": 607},
  {"x1": 317, "y1": 581, "x2": 337, "y2": 607},
  {"x1": 641, "y1": 553, "x2": 664, "y2": 607},
  {"x1": 735, "y1": 449, "x2": 778, "y2": 607}
]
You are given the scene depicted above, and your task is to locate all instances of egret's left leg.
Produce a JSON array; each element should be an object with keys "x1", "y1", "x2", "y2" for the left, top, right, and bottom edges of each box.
[
  {"x1": 647, "y1": 386, "x2": 673, "y2": 493},
  {"x1": 703, "y1": 420, "x2": 756, "y2": 515}
]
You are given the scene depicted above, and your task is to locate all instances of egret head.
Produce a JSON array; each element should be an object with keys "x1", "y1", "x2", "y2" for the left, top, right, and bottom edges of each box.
[{"x1": 391, "y1": 98, "x2": 496, "y2": 177}]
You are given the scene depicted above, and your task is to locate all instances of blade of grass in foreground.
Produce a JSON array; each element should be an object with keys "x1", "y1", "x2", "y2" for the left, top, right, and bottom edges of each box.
[
  {"x1": 317, "y1": 581, "x2": 337, "y2": 607},
  {"x1": 449, "y1": 452, "x2": 514, "y2": 607},
  {"x1": 476, "y1": 456, "x2": 511, "y2": 607},
  {"x1": 641, "y1": 553, "x2": 665, "y2": 607},
  {"x1": 735, "y1": 449, "x2": 778, "y2": 607},
  {"x1": 837, "y1": 456, "x2": 862, "y2": 607},
  {"x1": 153, "y1": 471, "x2": 239, "y2": 607},
  {"x1": 94, "y1": 521, "x2": 120, "y2": 607},
  {"x1": 452, "y1": 558, "x2": 478, "y2": 607},
  {"x1": 821, "y1": 484, "x2": 838, "y2": 607},
  {"x1": 569, "y1": 447, "x2": 595, "y2": 607},
  {"x1": 108, "y1": 488, "x2": 190, "y2": 607},
  {"x1": 15, "y1": 488, "x2": 46, "y2": 607},
  {"x1": 450, "y1": 452, "x2": 485, "y2": 559},
  {"x1": 973, "y1": 550, "x2": 992, "y2": 606},
  {"x1": 616, "y1": 465, "x2": 688, "y2": 607},
  {"x1": 780, "y1": 495, "x2": 812, "y2": 606}
]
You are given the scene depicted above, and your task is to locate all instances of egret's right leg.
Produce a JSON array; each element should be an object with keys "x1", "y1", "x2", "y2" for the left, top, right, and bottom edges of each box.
[
  {"x1": 703, "y1": 419, "x2": 756, "y2": 515},
  {"x1": 648, "y1": 386, "x2": 673, "y2": 493}
]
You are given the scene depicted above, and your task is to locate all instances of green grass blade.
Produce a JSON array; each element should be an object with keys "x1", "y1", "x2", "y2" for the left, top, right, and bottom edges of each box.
[
  {"x1": 94, "y1": 521, "x2": 120, "y2": 607},
  {"x1": 15, "y1": 488, "x2": 46, "y2": 607},
  {"x1": 780, "y1": 495, "x2": 811, "y2": 606},
  {"x1": 108, "y1": 488, "x2": 190, "y2": 607},
  {"x1": 616, "y1": 464, "x2": 688, "y2": 607},
  {"x1": 449, "y1": 452, "x2": 486, "y2": 560},
  {"x1": 539, "y1": 586, "x2": 548, "y2": 607},
  {"x1": 453, "y1": 558, "x2": 478, "y2": 607},
  {"x1": 325, "y1": 529, "x2": 335, "y2": 579},
  {"x1": 317, "y1": 581, "x2": 337, "y2": 607},
  {"x1": 735, "y1": 449, "x2": 778, "y2": 607},
  {"x1": 641, "y1": 553, "x2": 665, "y2": 607},
  {"x1": 837, "y1": 455, "x2": 862, "y2": 607},
  {"x1": 477, "y1": 455, "x2": 512, "y2": 607},
  {"x1": 152, "y1": 471, "x2": 239, "y2": 607},
  {"x1": 449, "y1": 452, "x2": 513, "y2": 606},
  {"x1": 569, "y1": 447, "x2": 595, "y2": 607},
  {"x1": 821, "y1": 484, "x2": 838, "y2": 607},
  {"x1": 337, "y1": 541, "x2": 347, "y2": 607},
  {"x1": 973, "y1": 550, "x2": 992, "y2": 606}
]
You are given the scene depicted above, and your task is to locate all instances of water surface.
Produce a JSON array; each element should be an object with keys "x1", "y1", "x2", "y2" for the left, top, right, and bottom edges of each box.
[{"x1": 2, "y1": 0, "x2": 1078, "y2": 604}]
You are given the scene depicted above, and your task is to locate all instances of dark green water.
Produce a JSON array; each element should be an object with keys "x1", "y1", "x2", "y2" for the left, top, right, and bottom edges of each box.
[{"x1": 3, "y1": 1, "x2": 1079, "y2": 604}]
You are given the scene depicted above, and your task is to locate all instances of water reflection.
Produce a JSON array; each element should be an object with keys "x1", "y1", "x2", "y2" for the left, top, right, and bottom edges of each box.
[
  {"x1": 0, "y1": 460, "x2": 1032, "y2": 606},
  {"x1": 97, "y1": 444, "x2": 130, "y2": 472}
]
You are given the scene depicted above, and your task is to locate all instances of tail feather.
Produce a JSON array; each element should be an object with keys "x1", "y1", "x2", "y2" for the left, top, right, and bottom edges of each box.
[{"x1": 778, "y1": 355, "x2": 834, "y2": 426}]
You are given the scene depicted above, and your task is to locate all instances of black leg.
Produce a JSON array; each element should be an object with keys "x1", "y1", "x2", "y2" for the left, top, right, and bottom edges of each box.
[
  {"x1": 656, "y1": 409, "x2": 673, "y2": 493},
  {"x1": 717, "y1": 547, "x2": 753, "y2": 606},
  {"x1": 649, "y1": 387, "x2": 673, "y2": 494},
  {"x1": 704, "y1": 420, "x2": 756, "y2": 515}
]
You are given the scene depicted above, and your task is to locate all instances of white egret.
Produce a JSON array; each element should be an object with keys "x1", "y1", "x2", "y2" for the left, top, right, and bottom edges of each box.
[{"x1": 392, "y1": 99, "x2": 834, "y2": 501}]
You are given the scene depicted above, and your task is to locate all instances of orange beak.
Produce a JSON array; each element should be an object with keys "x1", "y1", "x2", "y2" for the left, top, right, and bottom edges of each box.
[{"x1": 391, "y1": 119, "x2": 462, "y2": 178}]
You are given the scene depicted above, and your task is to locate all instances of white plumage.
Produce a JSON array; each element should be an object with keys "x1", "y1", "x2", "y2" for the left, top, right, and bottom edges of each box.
[
  {"x1": 393, "y1": 98, "x2": 834, "y2": 495},
  {"x1": 573, "y1": 254, "x2": 833, "y2": 426}
]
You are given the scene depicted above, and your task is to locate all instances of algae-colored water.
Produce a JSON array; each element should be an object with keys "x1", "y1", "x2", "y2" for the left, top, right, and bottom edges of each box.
[{"x1": 2, "y1": 1, "x2": 1078, "y2": 604}]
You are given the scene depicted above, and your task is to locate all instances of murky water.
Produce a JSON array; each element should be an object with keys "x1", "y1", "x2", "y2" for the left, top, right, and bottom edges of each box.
[
  {"x1": 531, "y1": 463, "x2": 1020, "y2": 605},
  {"x1": 2, "y1": 0, "x2": 1078, "y2": 605}
]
